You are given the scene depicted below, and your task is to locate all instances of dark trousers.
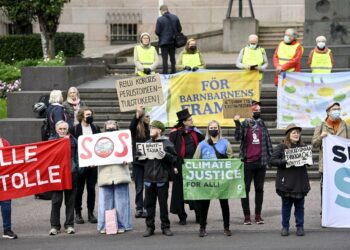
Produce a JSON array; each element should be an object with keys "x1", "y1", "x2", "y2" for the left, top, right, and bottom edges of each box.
[
  {"x1": 241, "y1": 161, "x2": 266, "y2": 216},
  {"x1": 281, "y1": 197, "x2": 305, "y2": 228},
  {"x1": 160, "y1": 45, "x2": 176, "y2": 74},
  {"x1": 51, "y1": 188, "x2": 76, "y2": 229},
  {"x1": 144, "y1": 182, "x2": 170, "y2": 230},
  {"x1": 132, "y1": 163, "x2": 145, "y2": 211},
  {"x1": 75, "y1": 167, "x2": 97, "y2": 213},
  {"x1": 320, "y1": 173, "x2": 323, "y2": 209},
  {"x1": 0, "y1": 200, "x2": 11, "y2": 231},
  {"x1": 196, "y1": 199, "x2": 230, "y2": 229}
]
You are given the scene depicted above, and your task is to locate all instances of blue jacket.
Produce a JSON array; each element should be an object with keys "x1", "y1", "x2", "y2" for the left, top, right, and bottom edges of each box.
[
  {"x1": 196, "y1": 138, "x2": 231, "y2": 160},
  {"x1": 46, "y1": 104, "x2": 68, "y2": 137},
  {"x1": 155, "y1": 12, "x2": 182, "y2": 46}
]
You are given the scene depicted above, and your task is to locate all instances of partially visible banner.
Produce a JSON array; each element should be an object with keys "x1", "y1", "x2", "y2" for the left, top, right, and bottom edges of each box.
[
  {"x1": 277, "y1": 72, "x2": 350, "y2": 128},
  {"x1": 148, "y1": 70, "x2": 259, "y2": 127},
  {"x1": 78, "y1": 130, "x2": 133, "y2": 167},
  {"x1": 0, "y1": 138, "x2": 71, "y2": 201},
  {"x1": 182, "y1": 159, "x2": 246, "y2": 200},
  {"x1": 136, "y1": 142, "x2": 163, "y2": 160},
  {"x1": 322, "y1": 135, "x2": 350, "y2": 228}
]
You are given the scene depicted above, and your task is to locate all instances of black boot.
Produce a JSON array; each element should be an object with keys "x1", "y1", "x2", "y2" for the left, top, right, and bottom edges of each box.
[
  {"x1": 88, "y1": 210, "x2": 97, "y2": 224},
  {"x1": 75, "y1": 212, "x2": 84, "y2": 224}
]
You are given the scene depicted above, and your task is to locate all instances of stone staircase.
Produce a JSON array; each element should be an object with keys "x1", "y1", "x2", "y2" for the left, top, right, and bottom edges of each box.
[
  {"x1": 77, "y1": 69, "x2": 321, "y2": 179},
  {"x1": 258, "y1": 23, "x2": 304, "y2": 48}
]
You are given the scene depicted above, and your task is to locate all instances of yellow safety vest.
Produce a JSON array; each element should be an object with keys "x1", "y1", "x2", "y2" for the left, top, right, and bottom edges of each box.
[
  {"x1": 310, "y1": 49, "x2": 332, "y2": 74},
  {"x1": 135, "y1": 45, "x2": 156, "y2": 76},
  {"x1": 277, "y1": 41, "x2": 303, "y2": 72},
  {"x1": 182, "y1": 53, "x2": 202, "y2": 68},
  {"x1": 242, "y1": 46, "x2": 265, "y2": 80}
]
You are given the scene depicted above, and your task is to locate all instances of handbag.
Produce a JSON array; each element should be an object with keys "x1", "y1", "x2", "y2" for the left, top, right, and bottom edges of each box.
[{"x1": 163, "y1": 14, "x2": 187, "y2": 48}]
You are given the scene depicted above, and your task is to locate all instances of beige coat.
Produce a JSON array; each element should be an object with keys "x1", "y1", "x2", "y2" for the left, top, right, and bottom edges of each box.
[
  {"x1": 312, "y1": 120, "x2": 350, "y2": 173},
  {"x1": 98, "y1": 164, "x2": 132, "y2": 187}
]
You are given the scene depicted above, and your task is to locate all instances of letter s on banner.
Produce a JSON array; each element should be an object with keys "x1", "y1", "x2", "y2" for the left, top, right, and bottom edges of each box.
[
  {"x1": 115, "y1": 132, "x2": 129, "y2": 157},
  {"x1": 80, "y1": 137, "x2": 93, "y2": 159},
  {"x1": 335, "y1": 167, "x2": 350, "y2": 208}
]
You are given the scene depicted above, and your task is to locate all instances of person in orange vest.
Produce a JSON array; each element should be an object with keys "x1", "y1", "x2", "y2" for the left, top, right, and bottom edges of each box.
[
  {"x1": 236, "y1": 34, "x2": 269, "y2": 95},
  {"x1": 176, "y1": 38, "x2": 205, "y2": 72},
  {"x1": 134, "y1": 32, "x2": 159, "y2": 76},
  {"x1": 273, "y1": 28, "x2": 304, "y2": 86},
  {"x1": 307, "y1": 36, "x2": 334, "y2": 74}
]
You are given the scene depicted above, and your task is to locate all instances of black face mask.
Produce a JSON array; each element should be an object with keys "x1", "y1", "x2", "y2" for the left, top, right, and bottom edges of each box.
[
  {"x1": 253, "y1": 112, "x2": 261, "y2": 119},
  {"x1": 189, "y1": 46, "x2": 197, "y2": 52},
  {"x1": 86, "y1": 116, "x2": 94, "y2": 124},
  {"x1": 208, "y1": 129, "x2": 219, "y2": 137},
  {"x1": 105, "y1": 128, "x2": 117, "y2": 132}
]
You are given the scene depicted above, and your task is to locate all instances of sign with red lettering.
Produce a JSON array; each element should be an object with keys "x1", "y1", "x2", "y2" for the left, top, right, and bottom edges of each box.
[
  {"x1": 0, "y1": 138, "x2": 72, "y2": 201},
  {"x1": 78, "y1": 130, "x2": 133, "y2": 167}
]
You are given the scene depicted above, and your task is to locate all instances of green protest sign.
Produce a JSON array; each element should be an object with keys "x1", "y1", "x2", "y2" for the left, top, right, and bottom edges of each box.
[{"x1": 182, "y1": 159, "x2": 246, "y2": 200}]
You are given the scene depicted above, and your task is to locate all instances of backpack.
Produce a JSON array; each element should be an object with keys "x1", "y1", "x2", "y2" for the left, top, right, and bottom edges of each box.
[{"x1": 33, "y1": 95, "x2": 50, "y2": 118}]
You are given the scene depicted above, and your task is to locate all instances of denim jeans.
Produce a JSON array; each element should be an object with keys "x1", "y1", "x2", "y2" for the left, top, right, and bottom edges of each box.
[
  {"x1": 97, "y1": 184, "x2": 132, "y2": 231},
  {"x1": 0, "y1": 200, "x2": 11, "y2": 231},
  {"x1": 281, "y1": 197, "x2": 305, "y2": 228}
]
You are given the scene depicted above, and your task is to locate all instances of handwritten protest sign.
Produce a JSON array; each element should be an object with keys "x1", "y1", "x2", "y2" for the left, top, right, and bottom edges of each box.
[
  {"x1": 115, "y1": 74, "x2": 164, "y2": 112},
  {"x1": 222, "y1": 98, "x2": 252, "y2": 118},
  {"x1": 78, "y1": 130, "x2": 132, "y2": 167},
  {"x1": 182, "y1": 159, "x2": 246, "y2": 200},
  {"x1": 284, "y1": 145, "x2": 313, "y2": 168},
  {"x1": 136, "y1": 142, "x2": 163, "y2": 160}
]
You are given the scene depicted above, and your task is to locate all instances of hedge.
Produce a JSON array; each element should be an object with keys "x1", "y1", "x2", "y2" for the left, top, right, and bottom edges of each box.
[{"x1": 0, "y1": 32, "x2": 84, "y2": 63}]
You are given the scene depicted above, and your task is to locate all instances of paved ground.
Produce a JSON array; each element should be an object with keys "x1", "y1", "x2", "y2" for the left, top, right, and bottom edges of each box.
[{"x1": 2, "y1": 180, "x2": 350, "y2": 249}]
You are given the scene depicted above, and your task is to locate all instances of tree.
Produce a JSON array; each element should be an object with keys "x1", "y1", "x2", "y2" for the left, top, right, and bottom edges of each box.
[
  {"x1": 0, "y1": 0, "x2": 68, "y2": 59},
  {"x1": 0, "y1": 0, "x2": 33, "y2": 34}
]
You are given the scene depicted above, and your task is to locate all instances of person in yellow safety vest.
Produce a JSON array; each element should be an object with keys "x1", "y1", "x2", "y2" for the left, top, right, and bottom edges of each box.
[
  {"x1": 176, "y1": 38, "x2": 205, "y2": 72},
  {"x1": 307, "y1": 36, "x2": 334, "y2": 74},
  {"x1": 273, "y1": 28, "x2": 304, "y2": 86},
  {"x1": 236, "y1": 34, "x2": 269, "y2": 81},
  {"x1": 134, "y1": 32, "x2": 159, "y2": 76}
]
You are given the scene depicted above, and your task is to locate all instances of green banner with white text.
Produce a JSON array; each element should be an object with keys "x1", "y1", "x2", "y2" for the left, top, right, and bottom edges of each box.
[{"x1": 182, "y1": 159, "x2": 246, "y2": 200}]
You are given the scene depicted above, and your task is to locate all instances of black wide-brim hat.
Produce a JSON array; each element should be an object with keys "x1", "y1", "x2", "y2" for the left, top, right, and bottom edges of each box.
[{"x1": 176, "y1": 108, "x2": 192, "y2": 121}]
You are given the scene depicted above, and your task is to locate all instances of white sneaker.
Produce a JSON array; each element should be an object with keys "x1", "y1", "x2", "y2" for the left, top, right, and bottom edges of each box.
[
  {"x1": 49, "y1": 228, "x2": 60, "y2": 236},
  {"x1": 65, "y1": 227, "x2": 75, "y2": 234},
  {"x1": 117, "y1": 228, "x2": 125, "y2": 234},
  {"x1": 100, "y1": 229, "x2": 106, "y2": 234}
]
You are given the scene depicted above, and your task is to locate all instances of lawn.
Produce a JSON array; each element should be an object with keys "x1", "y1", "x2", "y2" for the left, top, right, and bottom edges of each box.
[{"x1": 0, "y1": 98, "x2": 7, "y2": 119}]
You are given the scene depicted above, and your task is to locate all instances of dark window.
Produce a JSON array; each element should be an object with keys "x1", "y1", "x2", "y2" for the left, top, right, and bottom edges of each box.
[{"x1": 110, "y1": 23, "x2": 137, "y2": 44}]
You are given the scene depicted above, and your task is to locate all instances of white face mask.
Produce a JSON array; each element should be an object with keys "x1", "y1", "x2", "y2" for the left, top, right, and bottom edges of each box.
[
  {"x1": 317, "y1": 42, "x2": 326, "y2": 49},
  {"x1": 249, "y1": 44, "x2": 257, "y2": 49},
  {"x1": 284, "y1": 35, "x2": 291, "y2": 44}
]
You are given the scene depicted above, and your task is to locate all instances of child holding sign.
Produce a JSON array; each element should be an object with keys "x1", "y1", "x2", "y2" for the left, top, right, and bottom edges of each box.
[{"x1": 270, "y1": 123, "x2": 311, "y2": 237}]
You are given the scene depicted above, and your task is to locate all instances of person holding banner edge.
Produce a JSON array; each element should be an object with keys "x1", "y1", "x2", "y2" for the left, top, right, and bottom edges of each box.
[
  {"x1": 312, "y1": 102, "x2": 350, "y2": 212},
  {"x1": 193, "y1": 120, "x2": 233, "y2": 237},
  {"x1": 49, "y1": 121, "x2": 78, "y2": 236},
  {"x1": 129, "y1": 105, "x2": 150, "y2": 218},
  {"x1": 169, "y1": 108, "x2": 205, "y2": 225},
  {"x1": 97, "y1": 120, "x2": 132, "y2": 234},
  {"x1": 141, "y1": 120, "x2": 177, "y2": 237},
  {"x1": 234, "y1": 100, "x2": 273, "y2": 225},
  {"x1": 270, "y1": 123, "x2": 311, "y2": 236},
  {"x1": 0, "y1": 136, "x2": 17, "y2": 239},
  {"x1": 134, "y1": 32, "x2": 159, "y2": 76},
  {"x1": 71, "y1": 107, "x2": 101, "y2": 224},
  {"x1": 176, "y1": 38, "x2": 205, "y2": 72}
]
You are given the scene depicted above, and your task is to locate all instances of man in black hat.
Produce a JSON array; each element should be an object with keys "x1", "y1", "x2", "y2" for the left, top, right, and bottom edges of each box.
[
  {"x1": 169, "y1": 109, "x2": 204, "y2": 225},
  {"x1": 233, "y1": 100, "x2": 273, "y2": 225}
]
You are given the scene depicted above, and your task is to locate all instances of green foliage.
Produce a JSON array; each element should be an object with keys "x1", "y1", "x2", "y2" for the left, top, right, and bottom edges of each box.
[
  {"x1": 0, "y1": 98, "x2": 7, "y2": 119},
  {"x1": 0, "y1": 62, "x2": 21, "y2": 83},
  {"x1": 0, "y1": 32, "x2": 84, "y2": 63}
]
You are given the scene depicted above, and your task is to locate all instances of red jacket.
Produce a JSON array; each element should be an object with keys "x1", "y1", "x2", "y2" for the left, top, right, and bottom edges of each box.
[
  {"x1": 0, "y1": 137, "x2": 10, "y2": 147},
  {"x1": 273, "y1": 40, "x2": 303, "y2": 86}
]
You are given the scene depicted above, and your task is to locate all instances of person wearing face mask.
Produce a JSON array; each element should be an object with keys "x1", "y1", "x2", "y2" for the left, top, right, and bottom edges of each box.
[
  {"x1": 169, "y1": 109, "x2": 204, "y2": 225},
  {"x1": 71, "y1": 107, "x2": 101, "y2": 225},
  {"x1": 97, "y1": 120, "x2": 132, "y2": 234},
  {"x1": 307, "y1": 36, "x2": 334, "y2": 74},
  {"x1": 312, "y1": 102, "x2": 350, "y2": 212},
  {"x1": 176, "y1": 38, "x2": 205, "y2": 72},
  {"x1": 273, "y1": 28, "x2": 304, "y2": 86},
  {"x1": 192, "y1": 120, "x2": 233, "y2": 237},
  {"x1": 134, "y1": 32, "x2": 159, "y2": 76},
  {"x1": 270, "y1": 124, "x2": 310, "y2": 237},
  {"x1": 141, "y1": 120, "x2": 177, "y2": 237},
  {"x1": 236, "y1": 34, "x2": 269, "y2": 85},
  {"x1": 233, "y1": 100, "x2": 273, "y2": 226}
]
